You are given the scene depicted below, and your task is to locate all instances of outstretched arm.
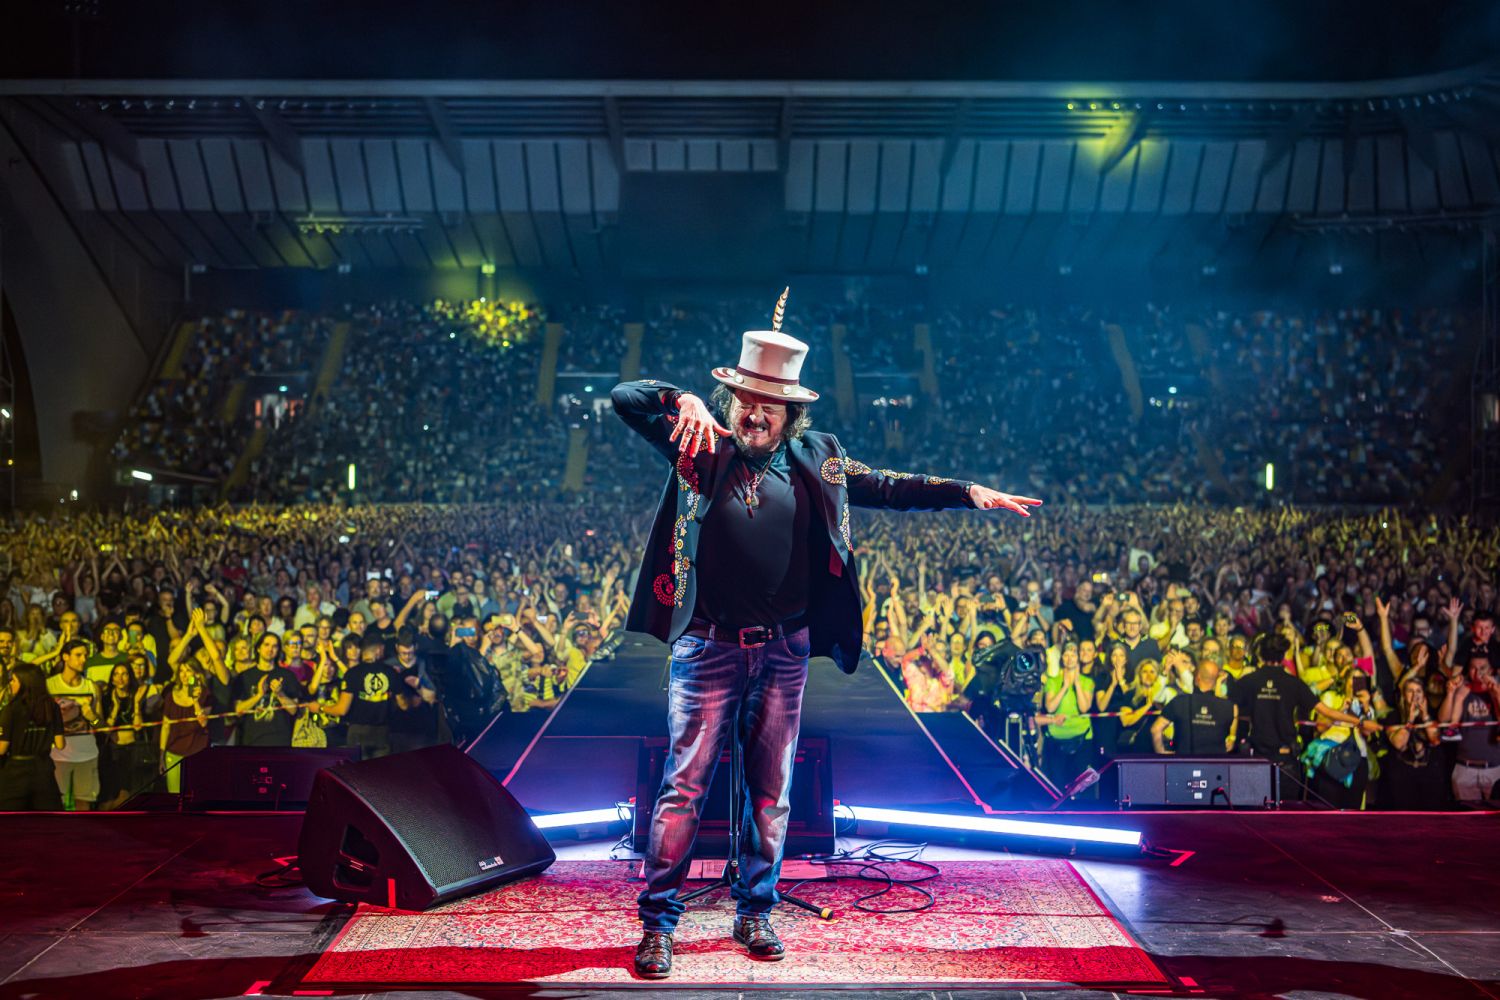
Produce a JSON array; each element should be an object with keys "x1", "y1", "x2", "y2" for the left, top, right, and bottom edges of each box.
[
  {"x1": 842, "y1": 451, "x2": 1043, "y2": 516},
  {"x1": 610, "y1": 380, "x2": 727, "y2": 464}
]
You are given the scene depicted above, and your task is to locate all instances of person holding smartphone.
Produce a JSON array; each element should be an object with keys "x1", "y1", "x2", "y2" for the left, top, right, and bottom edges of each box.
[{"x1": 611, "y1": 293, "x2": 1042, "y2": 978}]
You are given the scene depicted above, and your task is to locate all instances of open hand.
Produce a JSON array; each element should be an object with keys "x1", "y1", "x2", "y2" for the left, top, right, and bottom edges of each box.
[
  {"x1": 668, "y1": 393, "x2": 731, "y2": 458},
  {"x1": 969, "y1": 486, "x2": 1043, "y2": 516}
]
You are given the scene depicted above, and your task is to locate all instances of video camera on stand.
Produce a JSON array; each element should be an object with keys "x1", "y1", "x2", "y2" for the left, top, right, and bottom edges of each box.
[{"x1": 966, "y1": 646, "x2": 1046, "y2": 768}]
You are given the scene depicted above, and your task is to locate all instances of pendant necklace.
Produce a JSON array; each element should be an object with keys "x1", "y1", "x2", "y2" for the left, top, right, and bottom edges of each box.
[{"x1": 743, "y1": 444, "x2": 781, "y2": 518}]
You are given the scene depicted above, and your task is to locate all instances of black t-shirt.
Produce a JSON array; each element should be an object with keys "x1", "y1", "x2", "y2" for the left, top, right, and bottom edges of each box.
[
  {"x1": 232, "y1": 666, "x2": 305, "y2": 746},
  {"x1": 1232, "y1": 665, "x2": 1319, "y2": 756},
  {"x1": 1122, "y1": 636, "x2": 1162, "y2": 682},
  {"x1": 205, "y1": 671, "x2": 234, "y2": 745},
  {"x1": 388, "y1": 658, "x2": 437, "y2": 737},
  {"x1": 1453, "y1": 635, "x2": 1500, "y2": 670},
  {"x1": 364, "y1": 622, "x2": 400, "y2": 659},
  {"x1": 340, "y1": 661, "x2": 401, "y2": 727},
  {"x1": 1088, "y1": 669, "x2": 1122, "y2": 753},
  {"x1": 1161, "y1": 690, "x2": 1236, "y2": 755},
  {"x1": 693, "y1": 446, "x2": 814, "y2": 626},
  {"x1": 0, "y1": 699, "x2": 62, "y2": 758},
  {"x1": 390, "y1": 668, "x2": 438, "y2": 740},
  {"x1": 1055, "y1": 600, "x2": 1097, "y2": 641}
]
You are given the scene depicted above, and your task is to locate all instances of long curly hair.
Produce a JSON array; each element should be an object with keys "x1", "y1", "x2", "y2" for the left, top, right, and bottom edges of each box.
[{"x1": 708, "y1": 384, "x2": 813, "y2": 444}]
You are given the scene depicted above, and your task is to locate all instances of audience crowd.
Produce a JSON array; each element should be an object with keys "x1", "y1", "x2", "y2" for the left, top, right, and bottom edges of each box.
[
  {"x1": 108, "y1": 300, "x2": 1472, "y2": 508},
  {"x1": 112, "y1": 310, "x2": 335, "y2": 478},
  {"x1": 23, "y1": 296, "x2": 1485, "y2": 812},
  {"x1": 858, "y1": 504, "x2": 1499, "y2": 810},
  {"x1": 3, "y1": 499, "x2": 1495, "y2": 811},
  {"x1": 0, "y1": 502, "x2": 638, "y2": 810}
]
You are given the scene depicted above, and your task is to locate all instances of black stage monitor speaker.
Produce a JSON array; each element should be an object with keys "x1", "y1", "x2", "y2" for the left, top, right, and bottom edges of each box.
[
  {"x1": 298, "y1": 744, "x2": 555, "y2": 910},
  {"x1": 182, "y1": 746, "x2": 363, "y2": 809},
  {"x1": 632, "y1": 736, "x2": 835, "y2": 857},
  {"x1": 1115, "y1": 754, "x2": 1278, "y2": 808}
]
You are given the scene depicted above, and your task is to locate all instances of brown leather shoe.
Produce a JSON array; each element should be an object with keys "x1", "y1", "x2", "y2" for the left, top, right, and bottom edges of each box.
[
  {"x1": 732, "y1": 914, "x2": 785, "y2": 960},
  {"x1": 633, "y1": 930, "x2": 674, "y2": 978}
]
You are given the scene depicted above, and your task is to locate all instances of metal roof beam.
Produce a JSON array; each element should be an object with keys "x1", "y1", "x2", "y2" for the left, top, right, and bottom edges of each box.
[
  {"x1": 1099, "y1": 108, "x2": 1153, "y2": 175},
  {"x1": 243, "y1": 97, "x2": 303, "y2": 170},
  {"x1": 423, "y1": 96, "x2": 463, "y2": 173},
  {"x1": 44, "y1": 97, "x2": 142, "y2": 173},
  {"x1": 939, "y1": 98, "x2": 972, "y2": 179},
  {"x1": 1396, "y1": 107, "x2": 1441, "y2": 176},
  {"x1": 1258, "y1": 103, "x2": 1317, "y2": 179},
  {"x1": 1, "y1": 58, "x2": 1495, "y2": 100},
  {"x1": 603, "y1": 95, "x2": 624, "y2": 172},
  {"x1": 778, "y1": 96, "x2": 795, "y2": 171}
]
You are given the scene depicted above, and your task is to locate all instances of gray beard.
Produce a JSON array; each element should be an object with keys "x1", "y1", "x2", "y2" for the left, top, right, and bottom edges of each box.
[{"x1": 731, "y1": 430, "x2": 778, "y2": 459}]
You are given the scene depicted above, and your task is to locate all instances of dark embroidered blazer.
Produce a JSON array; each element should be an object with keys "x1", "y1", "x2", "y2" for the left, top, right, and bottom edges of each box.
[{"x1": 612, "y1": 379, "x2": 978, "y2": 674}]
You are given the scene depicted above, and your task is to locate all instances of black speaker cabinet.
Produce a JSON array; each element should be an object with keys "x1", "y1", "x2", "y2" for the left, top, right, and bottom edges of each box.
[
  {"x1": 298, "y1": 744, "x2": 555, "y2": 910},
  {"x1": 1115, "y1": 754, "x2": 1278, "y2": 808},
  {"x1": 631, "y1": 736, "x2": 835, "y2": 857},
  {"x1": 182, "y1": 745, "x2": 363, "y2": 809}
]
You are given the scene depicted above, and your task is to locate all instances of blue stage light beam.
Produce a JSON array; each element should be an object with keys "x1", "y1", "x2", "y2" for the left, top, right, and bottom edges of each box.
[
  {"x1": 529, "y1": 807, "x2": 628, "y2": 830},
  {"x1": 842, "y1": 804, "x2": 1142, "y2": 848}
]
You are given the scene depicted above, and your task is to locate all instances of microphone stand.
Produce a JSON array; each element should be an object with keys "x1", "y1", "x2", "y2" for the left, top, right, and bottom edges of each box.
[{"x1": 678, "y1": 705, "x2": 833, "y2": 921}]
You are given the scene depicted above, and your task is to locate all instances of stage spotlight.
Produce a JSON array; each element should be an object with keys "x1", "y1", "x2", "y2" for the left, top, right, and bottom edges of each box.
[
  {"x1": 1265, "y1": 462, "x2": 1275, "y2": 491},
  {"x1": 131, "y1": 469, "x2": 154, "y2": 482},
  {"x1": 347, "y1": 463, "x2": 357, "y2": 491},
  {"x1": 841, "y1": 805, "x2": 1142, "y2": 848},
  {"x1": 481, "y1": 262, "x2": 497, "y2": 276},
  {"x1": 0, "y1": 407, "x2": 10, "y2": 419}
]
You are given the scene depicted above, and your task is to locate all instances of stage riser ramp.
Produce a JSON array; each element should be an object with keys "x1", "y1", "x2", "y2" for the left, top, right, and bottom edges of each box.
[{"x1": 489, "y1": 634, "x2": 1044, "y2": 816}]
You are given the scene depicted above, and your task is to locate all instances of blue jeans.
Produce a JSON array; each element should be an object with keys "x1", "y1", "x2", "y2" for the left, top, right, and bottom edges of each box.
[{"x1": 637, "y1": 625, "x2": 810, "y2": 933}]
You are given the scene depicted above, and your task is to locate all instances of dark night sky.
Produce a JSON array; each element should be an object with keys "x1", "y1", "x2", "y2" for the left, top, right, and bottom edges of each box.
[{"x1": 2, "y1": 0, "x2": 1498, "y2": 83}]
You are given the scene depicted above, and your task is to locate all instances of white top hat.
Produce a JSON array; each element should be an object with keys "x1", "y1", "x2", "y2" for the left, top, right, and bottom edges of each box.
[{"x1": 709, "y1": 290, "x2": 820, "y2": 402}]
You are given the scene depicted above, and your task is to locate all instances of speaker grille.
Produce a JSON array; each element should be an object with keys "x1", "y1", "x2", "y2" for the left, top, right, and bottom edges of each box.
[{"x1": 332, "y1": 745, "x2": 540, "y2": 890}]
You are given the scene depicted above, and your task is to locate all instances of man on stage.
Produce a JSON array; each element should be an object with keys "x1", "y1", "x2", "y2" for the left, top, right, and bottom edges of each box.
[{"x1": 611, "y1": 292, "x2": 1042, "y2": 978}]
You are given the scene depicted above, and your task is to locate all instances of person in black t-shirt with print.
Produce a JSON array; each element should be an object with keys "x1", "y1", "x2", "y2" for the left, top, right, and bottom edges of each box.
[
  {"x1": 317, "y1": 636, "x2": 402, "y2": 760},
  {"x1": 1153, "y1": 656, "x2": 1238, "y2": 755},
  {"x1": 1231, "y1": 634, "x2": 1380, "y2": 800},
  {"x1": 231, "y1": 633, "x2": 305, "y2": 747}
]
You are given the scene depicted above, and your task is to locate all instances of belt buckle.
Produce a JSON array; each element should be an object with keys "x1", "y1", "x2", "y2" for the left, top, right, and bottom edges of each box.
[{"x1": 738, "y1": 625, "x2": 771, "y2": 649}]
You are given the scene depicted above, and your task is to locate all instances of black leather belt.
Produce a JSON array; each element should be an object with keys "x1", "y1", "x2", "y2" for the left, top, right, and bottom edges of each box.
[{"x1": 685, "y1": 616, "x2": 804, "y2": 649}]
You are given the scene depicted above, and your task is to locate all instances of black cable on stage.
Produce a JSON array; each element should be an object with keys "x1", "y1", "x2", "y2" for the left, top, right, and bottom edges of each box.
[
  {"x1": 607, "y1": 799, "x2": 637, "y2": 861},
  {"x1": 254, "y1": 859, "x2": 304, "y2": 889},
  {"x1": 785, "y1": 838, "x2": 942, "y2": 914}
]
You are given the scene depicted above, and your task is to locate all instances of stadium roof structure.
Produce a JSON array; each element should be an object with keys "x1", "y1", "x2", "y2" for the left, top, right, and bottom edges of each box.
[{"x1": 1, "y1": 66, "x2": 1498, "y2": 285}]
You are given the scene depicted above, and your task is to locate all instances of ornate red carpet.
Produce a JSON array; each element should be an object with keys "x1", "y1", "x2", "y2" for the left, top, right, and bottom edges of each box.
[{"x1": 303, "y1": 859, "x2": 1168, "y2": 988}]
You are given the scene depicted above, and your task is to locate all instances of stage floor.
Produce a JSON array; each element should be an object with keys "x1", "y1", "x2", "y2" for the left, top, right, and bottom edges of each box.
[{"x1": 0, "y1": 810, "x2": 1496, "y2": 999}]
